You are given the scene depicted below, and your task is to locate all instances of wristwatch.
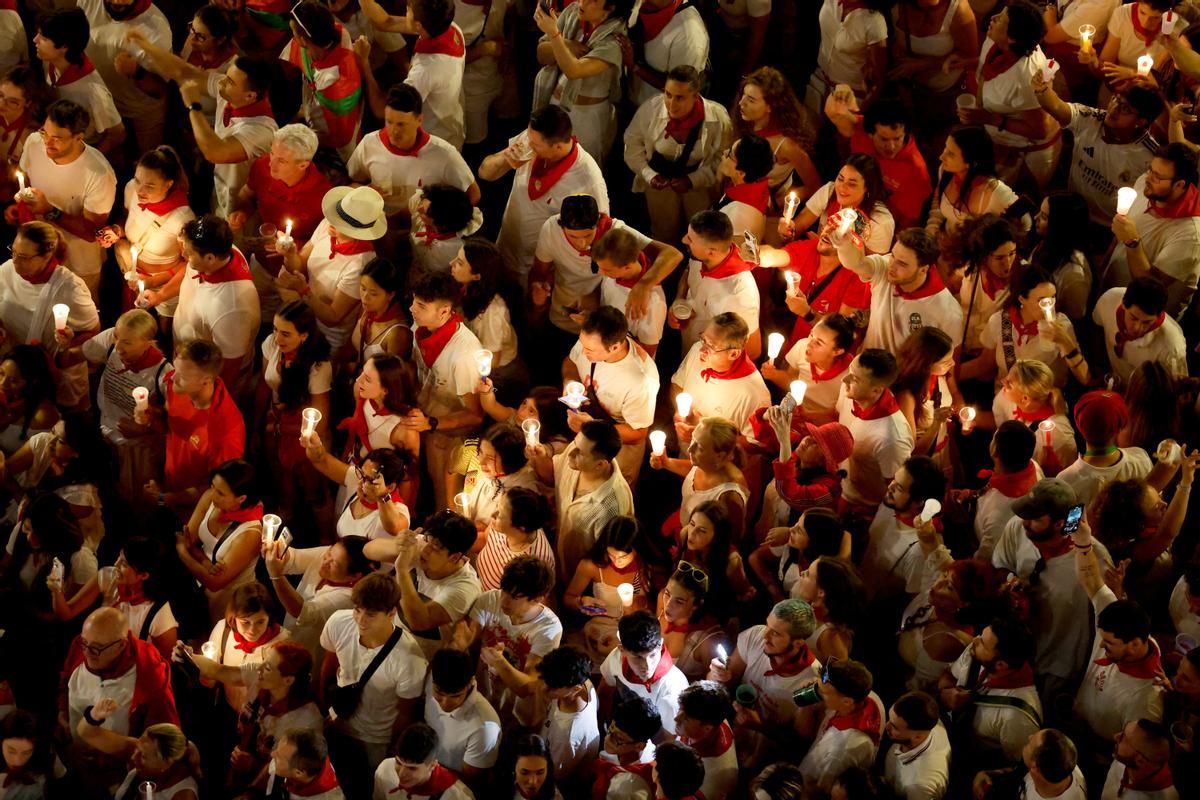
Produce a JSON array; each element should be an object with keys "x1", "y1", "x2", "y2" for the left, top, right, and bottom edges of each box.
[
  {"x1": 187, "y1": 101, "x2": 203, "y2": 113},
  {"x1": 44, "y1": 207, "x2": 61, "y2": 222},
  {"x1": 428, "y1": 416, "x2": 440, "y2": 432},
  {"x1": 1124, "y1": 237, "x2": 1141, "y2": 249}
]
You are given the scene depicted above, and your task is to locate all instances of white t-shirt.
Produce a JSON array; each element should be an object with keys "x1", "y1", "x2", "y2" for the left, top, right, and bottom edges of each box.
[
  {"x1": 783, "y1": 341, "x2": 850, "y2": 418},
  {"x1": 335, "y1": 469, "x2": 409, "y2": 541},
  {"x1": 973, "y1": 464, "x2": 1043, "y2": 560},
  {"x1": 469, "y1": 589, "x2": 561, "y2": 724},
  {"x1": 1093, "y1": 287, "x2": 1188, "y2": 382},
  {"x1": 1024, "y1": 767, "x2": 1088, "y2": 800},
  {"x1": 347, "y1": 129, "x2": 474, "y2": 214},
  {"x1": 261, "y1": 335, "x2": 333, "y2": 404},
  {"x1": 805, "y1": 182, "x2": 895, "y2": 254},
  {"x1": 1066, "y1": 103, "x2": 1158, "y2": 225},
  {"x1": 978, "y1": 309, "x2": 1074, "y2": 387},
  {"x1": 948, "y1": 646, "x2": 1042, "y2": 761},
  {"x1": 173, "y1": 254, "x2": 262, "y2": 362},
  {"x1": 80, "y1": 0, "x2": 171, "y2": 118},
  {"x1": 737, "y1": 623, "x2": 822, "y2": 726},
  {"x1": 600, "y1": 277, "x2": 667, "y2": 346},
  {"x1": 413, "y1": 323, "x2": 483, "y2": 421},
  {"x1": 977, "y1": 39, "x2": 1052, "y2": 148},
  {"x1": 0, "y1": 10, "x2": 27, "y2": 76},
  {"x1": 681, "y1": 255, "x2": 761, "y2": 350},
  {"x1": 567, "y1": 340, "x2": 659, "y2": 429},
  {"x1": 1107, "y1": 174, "x2": 1200, "y2": 316},
  {"x1": 423, "y1": 678, "x2": 502, "y2": 771},
  {"x1": 836, "y1": 384, "x2": 916, "y2": 508},
  {"x1": 1107, "y1": 3, "x2": 1169, "y2": 68},
  {"x1": 18, "y1": 134, "x2": 116, "y2": 278},
  {"x1": 599, "y1": 647, "x2": 689, "y2": 734},
  {"x1": 1101, "y1": 759, "x2": 1178, "y2": 800},
  {"x1": 319, "y1": 610, "x2": 428, "y2": 744},
  {"x1": 541, "y1": 683, "x2": 600, "y2": 779},
  {"x1": 629, "y1": 6, "x2": 709, "y2": 106},
  {"x1": 816, "y1": 0, "x2": 887, "y2": 91},
  {"x1": 399, "y1": 562, "x2": 482, "y2": 658},
  {"x1": 671, "y1": 341, "x2": 771, "y2": 438},
  {"x1": 405, "y1": 26, "x2": 467, "y2": 148},
  {"x1": 465, "y1": 296, "x2": 518, "y2": 368},
  {"x1": 1057, "y1": 448, "x2": 1152, "y2": 507},
  {"x1": 1169, "y1": 575, "x2": 1200, "y2": 639},
  {"x1": 861, "y1": 254, "x2": 964, "y2": 354},
  {"x1": 1055, "y1": 0, "x2": 1119, "y2": 45},
  {"x1": 303, "y1": 220, "x2": 369, "y2": 350},
  {"x1": 280, "y1": 544, "x2": 357, "y2": 660},
  {"x1": 208, "y1": 71, "x2": 277, "y2": 218},
  {"x1": 51, "y1": 69, "x2": 123, "y2": 140}
]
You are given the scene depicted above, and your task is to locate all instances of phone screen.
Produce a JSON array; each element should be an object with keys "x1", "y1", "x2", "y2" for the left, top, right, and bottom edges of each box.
[{"x1": 1063, "y1": 504, "x2": 1084, "y2": 535}]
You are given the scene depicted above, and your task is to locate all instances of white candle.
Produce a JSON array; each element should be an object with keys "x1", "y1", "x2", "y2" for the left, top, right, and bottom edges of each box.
[
  {"x1": 52, "y1": 303, "x2": 69, "y2": 331},
  {"x1": 262, "y1": 514, "x2": 282, "y2": 543},
  {"x1": 649, "y1": 430, "x2": 667, "y2": 456},
  {"x1": 1039, "y1": 296, "x2": 1056, "y2": 322},
  {"x1": 563, "y1": 381, "x2": 586, "y2": 410},
  {"x1": 301, "y1": 407, "x2": 322, "y2": 437},
  {"x1": 1116, "y1": 186, "x2": 1137, "y2": 215},
  {"x1": 1079, "y1": 24, "x2": 1095, "y2": 53},
  {"x1": 522, "y1": 418, "x2": 541, "y2": 447},
  {"x1": 131, "y1": 387, "x2": 149, "y2": 418},
  {"x1": 836, "y1": 208, "x2": 858, "y2": 236},
  {"x1": 1138, "y1": 54, "x2": 1154, "y2": 76},
  {"x1": 919, "y1": 498, "x2": 942, "y2": 525},
  {"x1": 616, "y1": 582, "x2": 634, "y2": 607},
  {"x1": 130, "y1": 245, "x2": 139, "y2": 268},
  {"x1": 766, "y1": 332, "x2": 785, "y2": 360},
  {"x1": 675, "y1": 392, "x2": 693, "y2": 419},
  {"x1": 15, "y1": 170, "x2": 24, "y2": 191},
  {"x1": 1038, "y1": 419, "x2": 1055, "y2": 447},
  {"x1": 1041, "y1": 58, "x2": 1059, "y2": 83},
  {"x1": 454, "y1": 492, "x2": 471, "y2": 518},
  {"x1": 285, "y1": 219, "x2": 294, "y2": 237},
  {"x1": 789, "y1": 380, "x2": 807, "y2": 406},
  {"x1": 715, "y1": 643, "x2": 728, "y2": 665},
  {"x1": 1163, "y1": 10, "x2": 1178, "y2": 35},
  {"x1": 200, "y1": 642, "x2": 217, "y2": 660},
  {"x1": 474, "y1": 348, "x2": 493, "y2": 377},
  {"x1": 140, "y1": 781, "x2": 156, "y2": 800},
  {"x1": 784, "y1": 271, "x2": 799, "y2": 296},
  {"x1": 782, "y1": 191, "x2": 800, "y2": 222},
  {"x1": 959, "y1": 406, "x2": 976, "y2": 433}
]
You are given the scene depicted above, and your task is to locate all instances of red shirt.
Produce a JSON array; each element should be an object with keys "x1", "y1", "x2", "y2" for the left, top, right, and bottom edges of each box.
[
  {"x1": 781, "y1": 239, "x2": 870, "y2": 340},
  {"x1": 247, "y1": 156, "x2": 332, "y2": 243},
  {"x1": 850, "y1": 123, "x2": 932, "y2": 231},
  {"x1": 165, "y1": 373, "x2": 246, "y2": 492}
]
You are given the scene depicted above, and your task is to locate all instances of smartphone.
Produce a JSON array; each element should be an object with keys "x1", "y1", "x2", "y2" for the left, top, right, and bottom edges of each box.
[
  {"x1": 581, "y1": 604, "x2": 607, "y2": 615},
  {"x1": 538, "y1": 0, "x2": 551, "y2": 12},
  {"x1": 278, "y1": 528, "x2": 293, "y2": 554},
  {"x1": 1062, "y1": 504, "x2": 1084, "y2": 535},
  {"x1": 780, "y1": 393, "x2": 797, "y2": 417}
]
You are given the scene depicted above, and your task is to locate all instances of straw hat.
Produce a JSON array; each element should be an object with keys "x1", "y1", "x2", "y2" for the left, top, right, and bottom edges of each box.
[{"x1": 320, "y1": 185, "x2": 387, "y2": 240}]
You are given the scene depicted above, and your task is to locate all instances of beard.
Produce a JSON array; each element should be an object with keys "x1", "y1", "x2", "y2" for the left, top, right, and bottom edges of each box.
[{"x1": 105, "y1": 0, "x2": 140, "y2": 20}]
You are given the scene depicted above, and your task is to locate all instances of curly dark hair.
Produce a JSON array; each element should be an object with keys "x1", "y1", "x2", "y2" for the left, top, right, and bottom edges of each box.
[{"x1": 734, "y1": 67, "x2": 815, "y2": 150}]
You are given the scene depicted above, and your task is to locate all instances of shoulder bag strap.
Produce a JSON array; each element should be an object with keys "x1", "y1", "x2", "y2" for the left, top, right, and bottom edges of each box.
[
  {"x1": 1000, "y1": 310, "x2": 1018, "y2": 375},
  {"x1": 139, "y1": 600, "x2": 167, "y2": 641},
  {"x1": 352, "y1": 626, "x2": 405, "y2": 690},
  {"x1": 807, "y1": 265, "x2": 844, "y2": 307},
  {"x1": 210, "y1": 521, "x2": 242, "y2": 564}
]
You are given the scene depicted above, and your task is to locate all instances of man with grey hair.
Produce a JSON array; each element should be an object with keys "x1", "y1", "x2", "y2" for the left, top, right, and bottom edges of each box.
[{"x1": 706, "y1": 599, "x2": 820, "y2": 766}]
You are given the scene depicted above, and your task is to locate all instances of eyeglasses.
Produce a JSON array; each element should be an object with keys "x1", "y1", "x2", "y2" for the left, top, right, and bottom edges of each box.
[
  {"x1": 80, "y1": 637, "x2": 125, "y2": 658},
  {"x1": 353, "y1": 465, "x2": 383, "y2": 483},
  {"x1": 675, "y1": 560, "x2": 710, "y2": 593},
  {"x1": 7, "y1": 245, "x2": 46, "y2": 263},
  {"x1": 699, "y1": 337, "x2": 736, "y2": 354},
  {"x1": 187, "y1": 22, "x2": 209, "y2": 42}
]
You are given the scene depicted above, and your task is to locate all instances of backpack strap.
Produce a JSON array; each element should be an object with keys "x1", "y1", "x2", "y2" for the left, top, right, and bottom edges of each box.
[{"x1": 1000, "y1": 310, "x2": 1018, "y2": 375}]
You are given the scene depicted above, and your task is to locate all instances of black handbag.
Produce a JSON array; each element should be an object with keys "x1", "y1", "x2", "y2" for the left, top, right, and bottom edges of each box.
[{"x1": 328, "y1": 626, "x2": 404, "y2": 719}]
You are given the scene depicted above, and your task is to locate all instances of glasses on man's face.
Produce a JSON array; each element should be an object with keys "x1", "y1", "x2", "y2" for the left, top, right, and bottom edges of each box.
[
  {"x1": 80, "y1": 638, "x2": 125, "y2": 658},
  {"x1": 187, "y1": 22, "x2": 209, "y2": 42},
  {"x1": 7, "y1": 245, "x2": 45, "y2": 264},
  {"x1": 353, "y1": 465, "x2": 382, "y2": 484},
  {"x1": 675, "y1": 560, "x2": 710, "y2": 593},
  {"x1": 699, "y1": 337, "x2": 735, "y2": 355}
]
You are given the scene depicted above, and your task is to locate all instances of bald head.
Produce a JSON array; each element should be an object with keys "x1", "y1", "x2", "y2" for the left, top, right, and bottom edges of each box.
[{"x1": 81, "y1": 607, "x2": 130, "y2": 670}]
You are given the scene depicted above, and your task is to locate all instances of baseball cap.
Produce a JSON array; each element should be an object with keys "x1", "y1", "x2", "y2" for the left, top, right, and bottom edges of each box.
[
  {"x1": 1073, "y1": 391, "x2": 1129, "y2": 445},
  {"x1": 1011, "y1": 478, "x2": 1077, "y2": 521}
]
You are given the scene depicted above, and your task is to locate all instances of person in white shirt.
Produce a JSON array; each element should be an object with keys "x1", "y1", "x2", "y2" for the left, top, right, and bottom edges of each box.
[
  {"x1": 13, "y1": 100, "x2": 116, "y2": 298},
  {"x1": 424, "y1": 648, "x2": 501, "y2": 784},
  {"x1": 832, "y1": 224, "x2": 963, "y2": 354},
  {"x1": 592, "y1": 228, "x2": 671, "y2": 355},
  {"x1": 671, "y1": 312, "x2": 771, "y2": 443},
  {"x1": 675, "y1": 682, "x2": 738, "y2": 800},
  {"x1": 672, "y1": 209, "x2": 762, "y2": 358},
  {"x1": 403, "y1": 0, "x2": 466, "y2": 149},
  {"x1": 1108, "y1": 142, "x2": 1200, "y2": 318},
  {"x1": 992, "y1": 358, "x2": 1078, "y2": 473},
  {"x1": 971, "y1": 422, "x2": 1042, "y2": 560},
  {"x1": 599, "y1": 611, "x2": 689, "y2": 738},
  {"x1": 1057, "y1": 390, "x2": 1169, "y2": 507},
  {"x1": 882, "y1": 691, "x2": 951, "y2": 800},
  {"x1": 650, "y1": 741, "x2": 706, "y2": 800},
  {"x1": 619, "y1": 0, "x2": 709, "y2": 107},
  {"x1": 321, "y1": 574, "x2": 427, "y2": 796},
  {"x1": 798, "y1": 658, "x2": 886, "y2": 795},
  {"x1": 270, "y1": 729, "x2": 345, "y2": 800},
  {"x1": 590, "y1": 697, "x2": 660, "y2": 800},
  {"x1": 623, "y1": 65, "x2": 733, "y2": 242},
  {"x1": 713, "y1": 134, "x2": 773, "y2": 249},
  {"x1": 973, "y1": 727, "x2": 1088, "y2": 800},
  {"x1": 481, "y1": 105, "x2": 608, "y2": 285},
  {"x1": 0, "y1": 2, "x2": 26, "y2": 77},
  {"x1": 34, "y1": 9, "x2": 125, "y2": 155},
  {"x1": 1093, "y1": 278, "x2": 1187, "y2": 385},
  {"x1": 372, "y1": 723, "x2": 475, "y2": 800},
  {"x1": 862, "y1": 456, "x2": 947, "y2": 600},
  {"x1": 781, "y1": 154, "x2": 897, "y2": 255},
  {"x1": 563, "y1": 307, "x2": 659, "y2": 484},
  {"x1": 764, "y1": 314, "x2": 857, "y2": 423},
  {"x1": 411, "y1": 186, "x2": 483, "y2": 274},
  {"x1": 836, "y1": 349, "x2": 915, "y2": 516},
  {"x1": 1100, "y1": 719, "x2": 1179, "y2": 800},
  {"x1": 403, "y1": 271, "x2": 486, "y2": 509},
  {"x1": 537, "y1": 645, "x2": 602, "y2": 780}
]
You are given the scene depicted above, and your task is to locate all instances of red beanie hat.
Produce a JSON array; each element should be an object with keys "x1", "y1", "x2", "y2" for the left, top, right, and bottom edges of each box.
[{"x1": 1073, "y1": 391, "x2": 1129, "y2": 445}]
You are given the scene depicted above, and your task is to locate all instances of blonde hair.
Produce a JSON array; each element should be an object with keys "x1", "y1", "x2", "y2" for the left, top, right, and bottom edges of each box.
[
  {"x1": 115, "y1": 309, "x2": 157, "y2": 340},
  {"x1": 697, "y1": 416, "x2": 739, "y2": 457},
  {"x1": 144, "y1": 724, "x2": 188, "y2": 762},
  {"x1": 1006, "y1": 359, "x2": 1055, "y2": 401},
  {"x1": 16, "y1": 221, "x2": 65, "y2": 261}
]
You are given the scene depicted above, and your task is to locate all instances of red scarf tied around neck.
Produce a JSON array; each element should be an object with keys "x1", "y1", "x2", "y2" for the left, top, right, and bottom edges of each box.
[
  {"x1": 380, "y1": 127, "x2": 429, "y2": 157},
  {"x1": 851, "y1": 388, "x2": 901, "y2": 421},
  {"x1": 1095, "y1": 637, "x2": 1164, "y2": 679},
  {"x1": 139, "y1": 189, "x2": 189, "y2": 217},
  {"x1": 620, "y1": 644, "x2": 675, "y2": 689},
  {"x1": 218, "y1": 502, "x2": 264, "y2": 526},
  {"x1": 416, "y1": 313, "x2": 462, "y2": 366},
  {"x1": 1130, "y1": 6, "x2": 1161, "y2": 48},
  {"x1": 1006, "y1": 305, "x2": 1041, "y2": 342},
  {"x1": 701, "y1": 245, "x2": 755, "y2": 280},
  {"x1": 221, "y1": 96, "x2": 273, "y2": 128},
  {"x1": 330, "y1": 235, "x2": 375, "y2": 260},
  {"x1": 893, "y1": 265, "x2": 947, "y2": 300},
  {"x1": 701, "y1": 351, "x2": 757, "y2": 382},
  {"x1": 1149, "y1": 184, "x2": 1200, "y2": 219},
  {"x1": 980, "y1": 44, "x2": 1020, "y2": 81},
  {"x1": 338, "y1": 396, "x2": 387, "y2": 453},
  {"x1": 664, "y1": 96, "x2": 705, "y2": 142},
  {"x1": 828, "y1": 697, "x2": 882, "y2": 744},
  {"x1": 637, "y1": 0, "x2": 682, "y2": 41},
  {"x1": 232, "y1": 622, "x2": 280, "y2": 654},
  {"x1": 19, "y1": 256, "x2": 60, "y2": 285},
  {"x1": 723, "y1": 179, "x2": 770, "y2": 215},
  {"x1": 1114, "y1": 305, "x2": 1166, "y2": 357},
  {"x1": 977, "y1": 462, "x2": 1038, "y2": 499},
  {"x1": 50, "y1": 56, "x2": 96, "y2": 87},
  {"x1": 527, "y1": 139, "x2": 580, "y2": 201}
]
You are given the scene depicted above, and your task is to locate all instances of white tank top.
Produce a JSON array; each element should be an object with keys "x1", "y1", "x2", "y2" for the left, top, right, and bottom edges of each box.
[
  {"x1": 897, "y1": 0, "x2": 962, "y2": 91},
  {"x1": 680, "y1": 467, "x2": 750, "y2": 525}
]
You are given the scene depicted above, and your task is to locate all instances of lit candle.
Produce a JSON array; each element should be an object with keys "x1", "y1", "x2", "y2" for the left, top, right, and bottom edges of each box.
[
  {"x1": 789, "y1": 380, "x2": 807, "y2": 406},
  {"x1": 918, "y1": 498, "x2": 942, "y2": 526},
  {"x1": 616, "y1": 582, "x2": 634, "y2": 608},
  {"x1": 784, "y1": 271, "x2": 799, "y2": 296},
  {"x1": 301, "y1": 407, "x2": 322, "y2": 437},
  {"x1": 522, "y1": 418, "x2": 541, "y2": 447},
  {"x1": 1039, "y1": 296, "x2": 1055, "y2": 322},
  {"x1": 262, "y1": 514, "x2": 282, "y2": 543},
  {"x1": 130, "y1": 245, "x2": 139, "y2": 268},
  {"x1": 52, "y1": 303, "x2": 69, "y2": 332},
  {"x1": 1137, "y1": 54, "x2": 1154, "y2": 76},
  {"x1": 15, "y1": 170, "x2": 23, "y2": 191},
  {"x1": 136, "y1": 278, "x2": 146, "y2": 307},
  {"x1": 563, "y1": 381, "x2": 586, "y2": 410},
  {"x1": 454, "y1": 492, "x2": 471, "y2": 518},
  {"x1": 649, "y1": 429, "x2": 667, "y2": 456},
  {"x1": 675, "y1": 392, "x2": 693, "y2": 419},
  {"x1": 474, "y1": 348, "x2": 493, "y2": 377},
  {"x1": 285, "y1": 219, "x2": 294, "y2": 237},
  {"x1": 1107, "y1": 374, "x2": 1115, "y2": 391},
  {"x1": 1038, "y1": 419, "x2": 1055, "y2": 448},
  {"x1": 1163, "y1": 10, "x2": 1178, "y2": 35},
  {"x1": 782, "y1": 191, "x2": 800, "y2": 222},
  {"x1": 131, "y1": 387, "x2": 149, "y2": 423},
  {"x1": 766, "y1": 332, "x2": 785, "y2": 360},
  {"x1": 1116, "y1": 186, "x2": 1137, "y2": 215},
  {"x1": 200, "y1": 642, "x2": 217, "y2": 660},
  {"x1": 140, "y1": 781, "x2": 156, "y2": 800},
  {"x1": 1079, "y1": 24, "x2": 1095, "y2": 53},
  {"x1": 836, "y1": 208, "x2": 858, "y2": 236},
  {"x1": 959, "y1": 406, "x2": 976, "y2": 433}
]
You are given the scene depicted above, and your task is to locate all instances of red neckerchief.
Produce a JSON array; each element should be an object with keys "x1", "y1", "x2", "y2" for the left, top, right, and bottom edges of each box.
[
  {"x1": 701, "y1": 245, "x2": 755, "y2": 279},
  {"x1": 1095, "y1": 637, "x2": 1163, "y2": 679},
  {"x1": 1006, "y1": 305, "x2": 1040, "y2": 342},
  {"x1": 528, "y1": 139, "x2": 580, "y2": 201},
  {"x1": 1121, "y1": 761, "x2": 1175, "y2": 793},
  {"x1": 764, "y1": 644, "x2": 815, "y2": 676},
  {"x1": 116, "y1": 583, "x2": 147, "y2": 605},
  {"x1": 18, "y1": 256, "x2": 60, "y2": 285},
  {"x1": 195, "y1": 250, "x2": 252, "y2": 283},
  {"x1": 330, "y1": 236, "x2": 375, "y2": 260},
  {"x1": 665, "y1": 96, "x2": 705, "y2": 142},
  {"x1": 979, "y1": 662, "x2": 1035, "y2": 690},
  {"x1": 288, "y1": 758, "x2": 340, "y2": 797},
  {"x1": 1129, "y1": 7, "x2": 1160, "y2": 48},
  {"x1": 565, "y1": 213, "x2": 614, "y2": 257},
  {"x1": 980, "y1": 44, "x2": 1020, "y2": 81},
  {"x1": 359, "y1": 304, "x2": 404, "y2": 340},
  {"x1": 637, "y1": 0, "x2": 682, "y2": 41},
  {"x1": 358, "y1": 488, "x2": 402, "y2": 510},
  {"x1": 48, "y1": 56, "x2": 96, "y2": 87},
  {"x1": 620, "y1": 645, "x2": 675, "y2": 689},
  {"x1": 722, "y1": 179, "x2": 770, "y2": 215},
  {"x1": 338, "y1": 396, "x2": 388, "y2": 450},
  {"x1": 1149, "y1": 184, "x2": 1200, "y2": 219},
  {"x1": 593, "y1": 760, "x2": 655, "y2": 799},
  {"x1": 221, "y1": 96, "x2": 273, "y2": 128},
  {"x1": 138, "y1": 189, "x2": 189, "y2": 216},
  {"x1": 701, "y1": 351, "x2": 757, "y2": 382},
  {"x1": 391, "y1": 764, "x2": 460, "y2": 795},
  {"x1": 681, "y1": 720, "x2": 734, "y2": 758},
  {"x1": 979, "y1": 266, "x2": 1007, "y2": 298},
  {"x1": 978, "y1": 462, "x2": 1038, "y2": 499},
  {"x1": 416, "y1": 313, "x2": 462, "y2": 366},
  {"x1": 1012, "y1": 403, "x2": 1053, "y2": 425},
  {"x1": 218, "y1": 502, "x2": 264, "y2": 526},
  {"x1": 1114, "y1": 305, "x2": 1166, "y2": 357},
  {"x1": 810, "y1": 350, "x2": 854, "y2": 383},
  {"x1": 380, "y1": 127, "x2": 429, "y2": 157},
  {"x1": 754, "y1": 119, "x2": 783, "y2": 139},
  {"x1": 2, "y1": 108, "x2": 29, "y2": 136},
  {"x1": 416, "y1": 226, "x2": 455, "y2": 246},
  {"x1": 827, "y1": 697, "x2": 882, "y2": 744},
  {"x1": 116, "y1": 345, "x2": 164, "y2": 374},
  {"x1": 893, "y1": 266, "x2": 946, "y2": 300},
  {"x1": 1029, "y1": 533, "x2": 1073, "y2": 562},
  {"x1": 231, "y1": 622, "x2": 280, "y2": 654},
  {"x1": 851, "y1": 388, "x2": 900, "y2": 421},
  {"x1": 62, "y1": 634, "x2": 180, "y2": 726},
  {"x1": 414, "y1": 24, "x2": 465, "y2": 57},
  {"x1": 275, "y1": 349, "x2": 298, "y2": 379}
]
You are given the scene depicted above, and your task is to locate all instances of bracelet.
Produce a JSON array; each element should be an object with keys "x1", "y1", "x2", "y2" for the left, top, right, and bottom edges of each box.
[
  {"x1": 802, "y1": 310, "x2": 816, "y2": 322},
  {"x1": 1063, "y1": 348, "x2": 1080, "y2": 360},
  {"x1": 269, "y1": 575, "x2": 286, "y2": 581},
  {"x1": 1179, "y1": 483, "x2": 1193, "y2": 491},
  {"x1": 82, "y1": 705, "x2": 101, "y2": 726},
  {"x1": 1073, "y1": 542, "x2": 1092, "y2": 550}
]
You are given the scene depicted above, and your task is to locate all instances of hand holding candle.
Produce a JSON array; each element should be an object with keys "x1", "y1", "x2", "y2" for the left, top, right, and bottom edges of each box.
[
  {"x1": 1038, "y1": 419, "x2": 1055, "y2": 448},
  {"x1": 784, "y1": 271, "x2": 799, "y2": 296},
  {"x1": 474, "y1": 349, "x2": 493, "y2": 377},
  {"x1": 562, "y1": 381, "x2": 586, "y2": 410},
  {"x1": 766, "y1": 332, "x2": 785, "y2": 361},
  {"x1": 675, "y1": 391, "x2": 693, "y2": 420},
  {"x1": 132, "y1": 387, "x2": 149, "y2": 424},
  {"x1": 959, "y1": 406, "x2": 976, "y2": 433},
  {"x1": 1038, "y1": 296, "x2": 1056, "y2": 322},
  {"x1": 1116, "y1": 186, "x2": 1137, "y2": 215},
  {"x1": 649, "y1": 430, "x2": 667, "y2": 456},
  {"x1": 300, "y1": 407, "x2": 322, "y2": 440},
  {"x1": 52, "y1": 303, "x2": 69, "y2": 332},
  {"x1": 782, "y1": 191, "x2": 800, "y2": 222},
  {"x1": 1137, "y1": 53, "x2": 1154, "y2": 76},
  {"x1": 1079, "y1": 24, "x2": 1095, "y2": 53}
]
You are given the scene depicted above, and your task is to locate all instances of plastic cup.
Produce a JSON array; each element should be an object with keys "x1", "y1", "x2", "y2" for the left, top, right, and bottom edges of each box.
[
  {"x1": 97, "y1": 566, "x2": 117, "y2": 595},
  {"x1": 735, "y1": 684, "x2": 759, "y2": 707},
  {"x1": 454, "y1": 492, "x2": 471, "y2": 518},
  {"x1": 52, "y1": 303, "x2": 69, "y2": 331},
  {"x1": 675, "y1": 392, "x2": 693, "y2": 419},
  {"x1": 792, "y1": 682, "x2": 822, "y2": 706},
  {"x1": 956, "y1": 94, "x2": 976, "y2": 110},
  {"x1": 522, "y1": 418, "x2": 541, "y2": 447},
  {"x1": 301, "y1": 408, "x2": 322, "y2": 437},
  {"x1": 200, "y1": 642, "x2": 217, "y2": 660},
  {"x1": 258, "y1": 223, "x2": 278, "y2": 239},
  {"x1": 671, "y1": 300, "x2": 693, "y2": 321},
  {"x1": 1177, "y1": 633, "x2": 1198, "y2": 655},
  {"x1": 617, "y1": 582, "x2": 634, "y2": 607}
]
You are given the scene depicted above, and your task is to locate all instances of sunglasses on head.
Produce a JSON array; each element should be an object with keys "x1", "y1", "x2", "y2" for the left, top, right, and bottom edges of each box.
[{"x1": 675, "y1": 560, "x2": 709, "y2": 593}]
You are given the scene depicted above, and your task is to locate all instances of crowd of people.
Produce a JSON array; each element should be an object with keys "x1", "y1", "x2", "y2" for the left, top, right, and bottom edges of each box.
[{"x1": 2, "y1": 0, "x2": 1200, "y2": 798}]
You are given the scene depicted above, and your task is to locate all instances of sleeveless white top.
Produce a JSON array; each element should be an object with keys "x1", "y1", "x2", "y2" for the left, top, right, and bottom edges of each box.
[
  {"x1": 895, "y1": 0, "x2": 962, "y2": 91},
  {"x1": 680, "y1": 467, "x2": 750, "y2": 525},
  {"x1": 198, "y1": 503, "x2": 260, "y2": 616}
]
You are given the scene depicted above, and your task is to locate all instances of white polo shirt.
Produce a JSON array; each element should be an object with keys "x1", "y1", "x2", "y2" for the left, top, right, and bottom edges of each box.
[
  {"x1": 19, "y1": 133, "x2": 116, "y2": 279},
  {"x1": 1109, "y1": 174, "x2": 1200, "y2": 316},
  {"x1": 423, "y1": 678, "x2": 502, "y2": 771},
  {"x1": 883, "y1": 721, "x2": 951, "y2": 800},
  {"x1": 798, "y1": 693, "x2": 886, "y2": 792},
  {"x1": 948, "y1": 647, "x2": 1043, "y2": 761},
  {"x1": 681, "y1": 253, "x2": 761, "y2": 351},
  {"x1": 1065, "y1": 104, "x2": 1157, "y2": 225},
  {"x1": 347, "y1": 129, "x2": 474, "y2": 214},
  {"x1": 304, "y1": 220, "x2": 369, "y2": 350},
  {"x1": 836, "y1": 385, "x2": 915, "y2": 508},
  {"x1": 599, "y1": 647, "x2": 689, "y2": 734},
  {"x1": 405, "y1": 25, "x2": 467, "y2": 148},
  {"x1": 173, "y1": 250, "x2": 262, "y2": 362},
  {"x1": 736, "y1": 623, "x2": 822, "y2": 726},
  {"x1": 209, "y1": 71, "x2": 277, "y2": 218},
  {"x1": 413, "y1": 322, "x2": 483, "y2": 421},
  {"x1": 541, "y1": 683, "x2": 601, "y2": 779},
  {"x1": 568, "y1": 340, "x2": 659, "y2": 430},
  {"x1": 67, "y1": 659, "x2": 139, "y2": 737},
  {"x1": 1058, "y1": 448, "x2": 1152, "y2": 507},
  {"x1": 992, "y1": 394, "x2": 1078, "y2": 470},
  {"x1": 320, "y1": 610, "x2": 427, "y2": 744},
  {"x1": 1074, "y1": 586, "x2": 1165, "y2": 741},
  {"x1": 1093, "y1": 287, "x2": 1187, "y2": 382},
  {"x1": 629, "y1": 6, "x2": 709, "y2": 106},
  {"x1": 600, "y1": 277, "x2": 667, "y2": 346},
  {"x1": 672, "y1": 341, "x2": 771, "y2": 438},
  {"x1": 860, "y1": 254, "x2": 964, "y2": 354}
]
